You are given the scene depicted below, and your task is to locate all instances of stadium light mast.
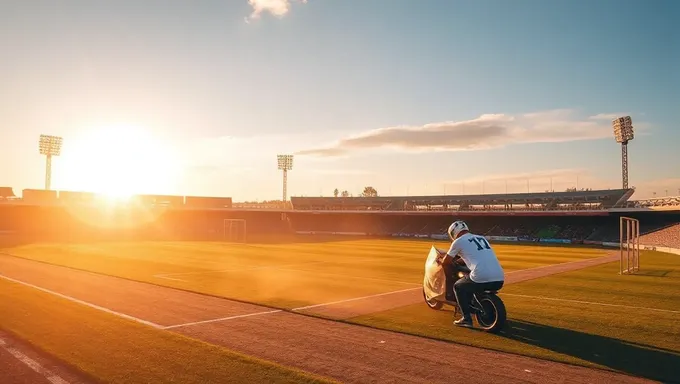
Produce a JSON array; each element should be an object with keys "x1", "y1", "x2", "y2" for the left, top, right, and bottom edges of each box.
[
  {"x1": 277, "y1": 154, "x2": 293, "y2": 208},
  {"x1": 38, "y1": 134, "x2": 63, "y2": 190},
  {"x1": 612, "y1": 116, "x2": 634, "y2": 189}
]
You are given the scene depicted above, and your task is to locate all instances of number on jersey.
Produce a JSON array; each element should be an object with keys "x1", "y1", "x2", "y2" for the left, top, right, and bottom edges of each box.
[{"x1": 468, "y1": 236, "x2": 491, "y2": 251}]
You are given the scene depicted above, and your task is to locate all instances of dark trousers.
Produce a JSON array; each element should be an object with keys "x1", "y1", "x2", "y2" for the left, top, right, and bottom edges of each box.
[{"x1": 453, "y1": 276, "x2": 504, "y2": 319}]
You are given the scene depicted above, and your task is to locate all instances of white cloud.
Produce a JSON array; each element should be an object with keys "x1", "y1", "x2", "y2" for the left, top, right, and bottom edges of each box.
[
  {"x1": 245, "y1": 0, "x2": 307, "y2": 22},
  {"x1": 589, "y1": 113, "x2": 632, "y2": 121},
  {"x1": 297, "y1": 109, "x2": 649, "y2": 157}
]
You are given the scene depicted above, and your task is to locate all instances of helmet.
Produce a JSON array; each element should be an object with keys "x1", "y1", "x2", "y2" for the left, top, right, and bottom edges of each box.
[{"x1": 447, "y1": 220, "x2": 469, "y2": 240}]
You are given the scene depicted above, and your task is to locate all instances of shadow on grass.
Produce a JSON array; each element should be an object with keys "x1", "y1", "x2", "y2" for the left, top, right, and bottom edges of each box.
[
  {"x1": 500, "y1": 320, "x2": 680, "y2": 383},
  {"x1": 627, "y1": 270, "x2": 672, "y2": 277}
]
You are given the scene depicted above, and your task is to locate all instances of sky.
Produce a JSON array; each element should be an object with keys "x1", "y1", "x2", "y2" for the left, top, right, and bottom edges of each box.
[{"x1": 0, "y1": 0, "x2": 679, "y2": 201}]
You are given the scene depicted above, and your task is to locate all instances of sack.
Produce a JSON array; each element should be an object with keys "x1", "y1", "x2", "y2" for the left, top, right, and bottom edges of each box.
[{"x1": 423, "y1": 245, "x2": 447, "y2": 301}]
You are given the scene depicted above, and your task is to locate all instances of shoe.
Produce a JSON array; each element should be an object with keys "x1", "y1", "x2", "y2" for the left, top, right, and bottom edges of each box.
[{"x1": 454, "y1": 317, "x2": 473, "y2": 328}]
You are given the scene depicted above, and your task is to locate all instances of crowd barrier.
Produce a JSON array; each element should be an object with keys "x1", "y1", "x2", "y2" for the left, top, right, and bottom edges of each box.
[
  {"x1": 296, "y1": 231, "x2": 367, "y2": 236},
  {"x1": 648, "y1": 246, "x2": 680, "y2": 255},
  {"x1": 601, "y1": 241, "x2": 680, "y2": 255},
  {"x1": 539, "y1": 238, "x2": 572, "y2": 244},
  {"x1": 583, "y1": 240, "x2": 603, "y2": 245},
  {"x1": 486, "y1": 236, "x2": 518, "y2": 242},
  {"x1": 518, "y1": 236, "x2": 539, "y2": 242},
  {"x1": 293, "y1": 231, "x2": 680, "y2": 255}
]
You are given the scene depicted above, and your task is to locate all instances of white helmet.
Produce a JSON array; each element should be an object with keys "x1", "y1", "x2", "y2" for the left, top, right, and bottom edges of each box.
[{"x1": 447, "y1": 220, "x2": 469, "y2": 240}]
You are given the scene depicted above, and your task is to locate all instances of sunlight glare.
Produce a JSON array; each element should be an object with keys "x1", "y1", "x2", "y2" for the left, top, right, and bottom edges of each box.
[{"x1": 59, "y1": 124, "x2": 179, "y2": 197}]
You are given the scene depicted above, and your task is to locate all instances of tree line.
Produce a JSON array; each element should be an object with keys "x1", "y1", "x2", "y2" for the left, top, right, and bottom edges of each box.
[{"x1": 333, "y1": 186, "x2": 378, "y2": 198}]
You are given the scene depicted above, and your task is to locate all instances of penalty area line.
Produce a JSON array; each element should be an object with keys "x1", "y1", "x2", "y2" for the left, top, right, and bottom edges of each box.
[
  {"x1": 0, "y1": 274, "x2": 165, "y2": 329},
  {"x1": 0, "y1": 338, "x2": 70, "y2": 384}
]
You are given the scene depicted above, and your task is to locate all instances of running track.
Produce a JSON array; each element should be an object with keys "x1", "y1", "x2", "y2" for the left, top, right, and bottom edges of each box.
[{"x1": 0, "y1": 255, "x2": 655, "y2": 384}]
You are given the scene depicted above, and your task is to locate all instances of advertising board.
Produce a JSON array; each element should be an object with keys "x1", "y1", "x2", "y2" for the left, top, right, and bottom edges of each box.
[
  {"x1": 486, "y1": 236, "x2": 518, "y2": 242},
  {"x1": 583, "y1": 240, "x2": 603, "y2": 245},
  {"x1": 430, "y1": 234, "x2": 449, "y2": 240},
  {"x1": 539, "y1": 238, "x2": 572, "y2": 244}
]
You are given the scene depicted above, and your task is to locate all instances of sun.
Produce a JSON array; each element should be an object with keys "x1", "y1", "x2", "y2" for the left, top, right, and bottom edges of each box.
[{"x1": 59, "y1": 124, "x2": 179, "y2": 198}]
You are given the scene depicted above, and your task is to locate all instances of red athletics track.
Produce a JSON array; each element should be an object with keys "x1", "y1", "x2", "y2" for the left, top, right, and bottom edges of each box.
[{"x1": 0, "y1": 255, "x2": 656, "y2": 384}]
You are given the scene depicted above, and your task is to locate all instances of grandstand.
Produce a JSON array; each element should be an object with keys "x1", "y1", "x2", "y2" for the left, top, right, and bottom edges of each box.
[
  {"x1": 1, "y1": 189, "x2": 233, "y2": 210},
  {"x1": 626, "y1": 196, "x2": 680, "y2": 209},
  {"x1": 290, "y1": 188, "x2": 634, "y2": 212},
  {"x1": 0, "y1": 187, "x2": 17, "y2": 201},
  {"x1": 0, "y1": 186, "x2": 678, "y2": 249}
]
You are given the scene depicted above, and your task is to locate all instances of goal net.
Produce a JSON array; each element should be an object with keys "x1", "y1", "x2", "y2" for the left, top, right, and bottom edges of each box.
[{"x1": 224, "y1": 219, "x2": 247, "y2": 243}]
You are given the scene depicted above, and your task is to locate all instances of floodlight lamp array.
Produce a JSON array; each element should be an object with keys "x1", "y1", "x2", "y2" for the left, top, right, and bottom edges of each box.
[
  {"x1": 612, "y1": 116, "x2": 634, "y2": 143},
  {"x1": 39, "y1": 134, "x2": 63, "y2": 156},
  {"x1": 277, "y1": 154, "x2": 293, "y2": 170}
]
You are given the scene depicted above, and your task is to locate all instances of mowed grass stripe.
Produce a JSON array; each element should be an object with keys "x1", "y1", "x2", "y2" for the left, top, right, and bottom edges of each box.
[
  {"x1": 0, "y1": 279, "x2": 334, "y2": 384},
  {"x1": 3, "y1": 241, "x2": 604, "y2": 310}
]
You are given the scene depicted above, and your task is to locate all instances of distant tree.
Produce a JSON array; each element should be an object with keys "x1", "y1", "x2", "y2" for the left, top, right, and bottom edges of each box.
[
  {"x1": 361, "y1": 186, "x2": 378, "y2": 197},
  {"x1": 333, "y1": 188, "x2": 339, "y2": 197},
  {"x1": 341, "y1": 190, "x2": 350, "y2": 197}
]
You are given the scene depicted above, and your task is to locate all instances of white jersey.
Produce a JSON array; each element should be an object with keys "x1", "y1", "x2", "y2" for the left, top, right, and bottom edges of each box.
[{"x1": 446, "y1": 232, "x2": 504, "y2": 283}]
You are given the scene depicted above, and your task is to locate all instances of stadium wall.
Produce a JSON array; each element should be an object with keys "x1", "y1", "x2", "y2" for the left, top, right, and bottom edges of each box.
[{"x1": 602, "y1": 242, "x2": 680, "y2": 256}]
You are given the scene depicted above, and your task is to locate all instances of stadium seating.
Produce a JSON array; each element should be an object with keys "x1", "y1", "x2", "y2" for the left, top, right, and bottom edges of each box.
[
  {"x1": 22, "y1": 189, "x2": 58, "y2": 204},
  {"x1": 291, "y1": 189, "x2": 634, "y2": 211},
  {"x1": 639, "y1": 223, "x2": 680, "y2": 248},
  {"x1": 0, "y1": 185, "x2": 677, "y2": 246}
]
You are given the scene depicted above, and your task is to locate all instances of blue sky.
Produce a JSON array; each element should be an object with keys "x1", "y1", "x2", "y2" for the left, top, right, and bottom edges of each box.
[{"x1": 0, "y1": 0, "x2": 678, "y2": 201}]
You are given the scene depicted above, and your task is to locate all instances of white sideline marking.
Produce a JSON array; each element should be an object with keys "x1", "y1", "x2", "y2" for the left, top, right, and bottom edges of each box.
[
  {"x1": 154, "y1": 276, "x2": 189, "y2": 282},
  {"x1": 292, "y1": 287, "x2": 421, "y2": 311},
  {"x1": 501, "y1": 293, "x2": 680, "y2": 314},
  {"x1": 153, "y1": 260, "x2": 327, "y2": 279},
  {"x1": 0, "y1": 338, "x2": 70, "y2": 384},
  {"x1": 288, "y1": 257, "x2": 617, "y2": 312},
  {"x1": 162, "y1": 310, "x2": 283, "y2": 329},
  {"x1": 0, "y1": 274, "x2": 164, "y2": 329},
  {"x1": 276, "y1": 268, "x2": 421, "y2": 286}
]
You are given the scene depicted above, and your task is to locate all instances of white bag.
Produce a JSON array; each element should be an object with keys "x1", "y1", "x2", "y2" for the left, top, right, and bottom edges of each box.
[{"x1": 423, "y1": 245, "x2": 447, "y2": 301}]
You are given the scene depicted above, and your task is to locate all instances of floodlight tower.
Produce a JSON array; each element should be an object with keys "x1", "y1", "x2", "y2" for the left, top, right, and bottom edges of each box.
[
  {"x1": 612, "y1": 116, "x2": 634, "y2": 189},
  {"x1": 38, "y1": 134, "x2": 63, "y2": 190},
  {"x1": 277, "y1": 154, "x2": 293, "y2": 207}
]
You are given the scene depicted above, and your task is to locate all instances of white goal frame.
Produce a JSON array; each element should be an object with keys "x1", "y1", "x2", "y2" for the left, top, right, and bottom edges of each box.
[
  {"x1": 619, "y1": 216, "x2": 640, "y2": 275},
  {"x1": 223, "y1": 219, "x2": 247, "y2": 243}
]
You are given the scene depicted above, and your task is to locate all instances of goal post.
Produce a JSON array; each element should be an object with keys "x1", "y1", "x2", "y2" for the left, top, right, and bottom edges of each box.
[
  {"x1": 619, "y1": 216, "x2": 640, "y2": 275},
  {"x1": 224, "y1": 219, "x2": 247, "y2": 243}
]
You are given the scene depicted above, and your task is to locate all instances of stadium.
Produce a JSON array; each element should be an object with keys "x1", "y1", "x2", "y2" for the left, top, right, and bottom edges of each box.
[
  {"x1": 1, "y1": 2, "x2": 679, "y2": 383},
  {"x1": 1, "y1": 177, "x2": 679, "y2": 383}
]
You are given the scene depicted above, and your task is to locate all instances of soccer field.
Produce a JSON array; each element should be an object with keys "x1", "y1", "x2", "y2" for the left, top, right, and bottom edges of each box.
[
  {"x1": 3, "y1": 239, "x2": 605, "y2": 309},
  {"x1": 2, "y1": 239, "x2": 679, "y2": 382}
]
